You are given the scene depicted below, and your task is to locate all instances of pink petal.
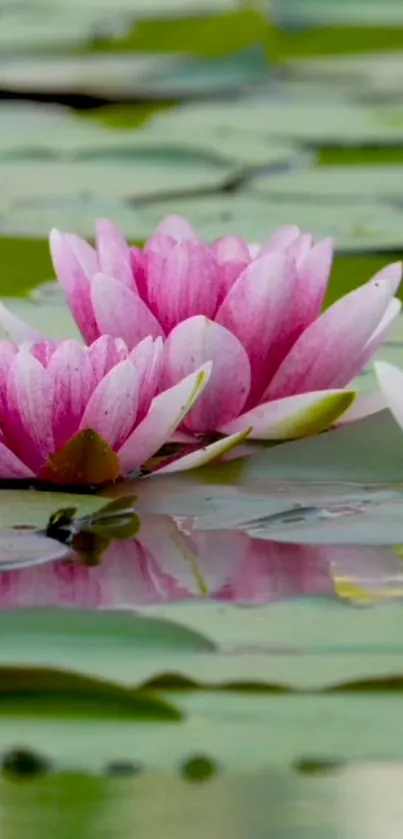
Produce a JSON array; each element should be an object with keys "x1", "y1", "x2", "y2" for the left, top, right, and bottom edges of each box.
[
  {"x1": 30, "y1": 340, "x2": 60, "y2": 367},
  {"x1": 258, "y1": 224, "x2": 301, "y2": 256},
  {"x1": 129, "y1": 336, "x2": 164, "y2": 421},
  {"x1": 220, "y1": 262, "x2": 250, "y2": 308},
  {"x1": 47, "y1": 341, "x2": 95, "y2": 449},
  {"x1": 118, "y1": 363, "x2": 212, "y2": 473},
  {"x1": 144, "y1": 233, "x2": 176, "y2": 259},
  {"x1": 80, "y1": 359, "x2": 139, "y2": 450},
  {"x1": 0, "y1": 441, "x2": 34, "y2": 478},
  {"x1": 374, "y1": 361, "x2": 403, "y2": 431},
  {"x1": 130, "y1": 246, "x2": 148, "y2": 300},
  {"x1": 157, "y1": 428, "x2": 252, "y2": 474},
  {"x1": 220, "y1": 389, "x2": 355, "y2": 440},
  {"x1": 216, "y1": 253, "x2": 298, "y2": 403},
  {"x1": 49, "y1": 229, "x2": 99, "y2": 344},
  {"x1": 87, "y1": 335, "x2": 128, "y2": 384},
  {"x1": 146, "y1": 240, "x2": 219, "y2": 333},
  {"x1": 96, "y1": 218, "x2": 135, "y2": 289},
  {"x1": 5, "y1": 349, "x2": 54, "y2": 472},
  {"x1": 164, "y1": 316, "x2": 251, "y2": 432},
  {"x1": 0, "y1": 303, "x2": 43, "y2": 344},
  {"x1": 154, "y1": 214, "x2": 198, "y2": 241},
  {"x1": 91, "y1": 273, "x2": 163, "y2": 349},
  {"x1": 211, "y1": 237, "x2": 251, "y2": 305},
  {"x1": 0, "y1": 341, "x2": 17, "y2": 411},
  {"x1": 290, "y1": 237, "x2": 334, "y2": 331},
  {"x1": 170, "y1": 430, "x2": 197, "y2": 443},
  {"x1": 334, "y1": 392, "x2": 386, "y2": 425},
  {"x1": 264, "y1": 278, "x2": 396, "y2": 399},
  {"x1": 211, "y1": 235, "x2": 250, "y2": 264},
  {"x1": 287, "y1": 233, "x2": 315, "y2": 265},
  {"x1": 369, "y1": 261, "x2": 402, "y2": 296},
  {"x1": 347, "y1": 297, "x2": 402, "y2": 380}
]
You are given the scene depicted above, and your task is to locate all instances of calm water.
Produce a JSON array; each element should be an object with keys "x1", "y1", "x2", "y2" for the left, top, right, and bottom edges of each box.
[{"x1": 2, "y1": 0, "x2": 403, "y2": 836}]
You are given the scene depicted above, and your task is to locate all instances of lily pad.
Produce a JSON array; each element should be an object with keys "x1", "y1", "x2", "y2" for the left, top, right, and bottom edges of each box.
[
  {"x1": 0, "y1": 295, "x2": 80, "y2": 340},
  {"x1": 0, "y1": 152, "x2": 237, "y2": 207},
  {"x1": 284, "y1": 52, "x2": 403, "y2": 100},
  {"x1": 272, "y1": 0, "x2": 403, "y2": 27},
  {"x1": 251, "y1": 164, "x2": 403, "y2": 203},
  {"x1": 146, "y1": 98, "x2": 403, "y2": 146},
  {"x1": 0, "y1": 47, "x2": 270, "y2": 102},
  {"x1": 0, "y1": 490, "x2": 102, "y2": 530},
  {"x1": 0, "y1": 770, "x2": 394, "y2": 837},
  {"x1": 138, "y1": 194, "x2": 403, "y2": 252},
  {"x1": 0, "y1": 532, "x2": 70, "y2": 571}
]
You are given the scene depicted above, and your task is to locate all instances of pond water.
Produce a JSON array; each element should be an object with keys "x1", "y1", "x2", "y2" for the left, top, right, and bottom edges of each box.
[{"x1": 2, "y1": 0, "x2": 403, "y2": 836}]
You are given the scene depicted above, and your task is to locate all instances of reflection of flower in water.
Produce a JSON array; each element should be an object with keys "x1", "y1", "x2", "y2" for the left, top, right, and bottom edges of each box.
[
  {"x1": 0, "y1": 515, "x2": 401, "y2": 610},
  {"x1": 0, "y1": 515, "x2": 334, "y2": 610}
]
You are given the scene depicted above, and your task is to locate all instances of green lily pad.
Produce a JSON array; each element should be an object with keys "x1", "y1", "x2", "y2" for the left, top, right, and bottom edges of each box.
[
  {"x1": 285, "y1": 51, "x2": 403, "y2": 100},
  {"x1": 0, "y1": 490, "x2": 102, "y2": 530},
  {"x1": 272, "y1": 0, "x2": 403, "y2": 27},
  {"x1": 251, "y1": 164, "x2": 403, "y2": 202},
  {"x1": 135, "y1": 97, "x2": 306, "y2": 167},
  {"x1": 0, "y1": 295, "x2": 80, "y2": 339},
  {"x1": 0, "y1": 769, "x2": 393, "y2": 838},
  {"x1": 138, "y1": 194, "x2": 403, "y2": 252},
  {"x1": 0, "y1": 532, "x2": 70, "y2": 571},
  {"x1": 147, "y1": 98, "x2": 403, "y2": 146},
  {"x1": 0, "y1": 152, "x2": 237, "y2": 208}
]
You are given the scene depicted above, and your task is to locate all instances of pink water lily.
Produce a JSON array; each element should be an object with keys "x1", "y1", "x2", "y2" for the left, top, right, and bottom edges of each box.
[
  {"x1": 0, "y1": 335, "x2": 212, "y2": 484},
  {"x1": 45, "y1": 216, "x2": 402, "y2": 458}
]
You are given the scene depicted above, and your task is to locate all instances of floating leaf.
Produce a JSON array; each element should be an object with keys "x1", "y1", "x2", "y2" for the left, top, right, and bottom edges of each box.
[{"x1": 0, "y1": 531, "x2": 70, "y2": 571}]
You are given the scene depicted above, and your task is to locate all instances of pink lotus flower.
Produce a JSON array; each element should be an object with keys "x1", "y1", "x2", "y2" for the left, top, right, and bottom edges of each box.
[
  {"x1": 45, "y1": 216, "x2": 401, "y2": 455},
  {"x1": 0, "y1": 335, "x2": 213, "y2": 484}
]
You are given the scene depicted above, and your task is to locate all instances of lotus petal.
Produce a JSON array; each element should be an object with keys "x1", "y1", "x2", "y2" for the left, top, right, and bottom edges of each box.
[
  {"x1": 220, "y1": 389, "x2": 356, "y2": 440},
  {"x1": 164, "y1": 316, "x2": 251, "y2": 432},
  {"x1": 118, "y1": 363, "x2": 212, "y2": 473}
]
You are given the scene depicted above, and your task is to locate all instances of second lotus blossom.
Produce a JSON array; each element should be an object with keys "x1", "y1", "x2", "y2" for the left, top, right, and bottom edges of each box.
[
  {"x1": 48, "y1": 215, "x2": 401, "y2": 449},
  {"x1": 0, "y1": 335, "x2": 215, "y2": 484}
]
